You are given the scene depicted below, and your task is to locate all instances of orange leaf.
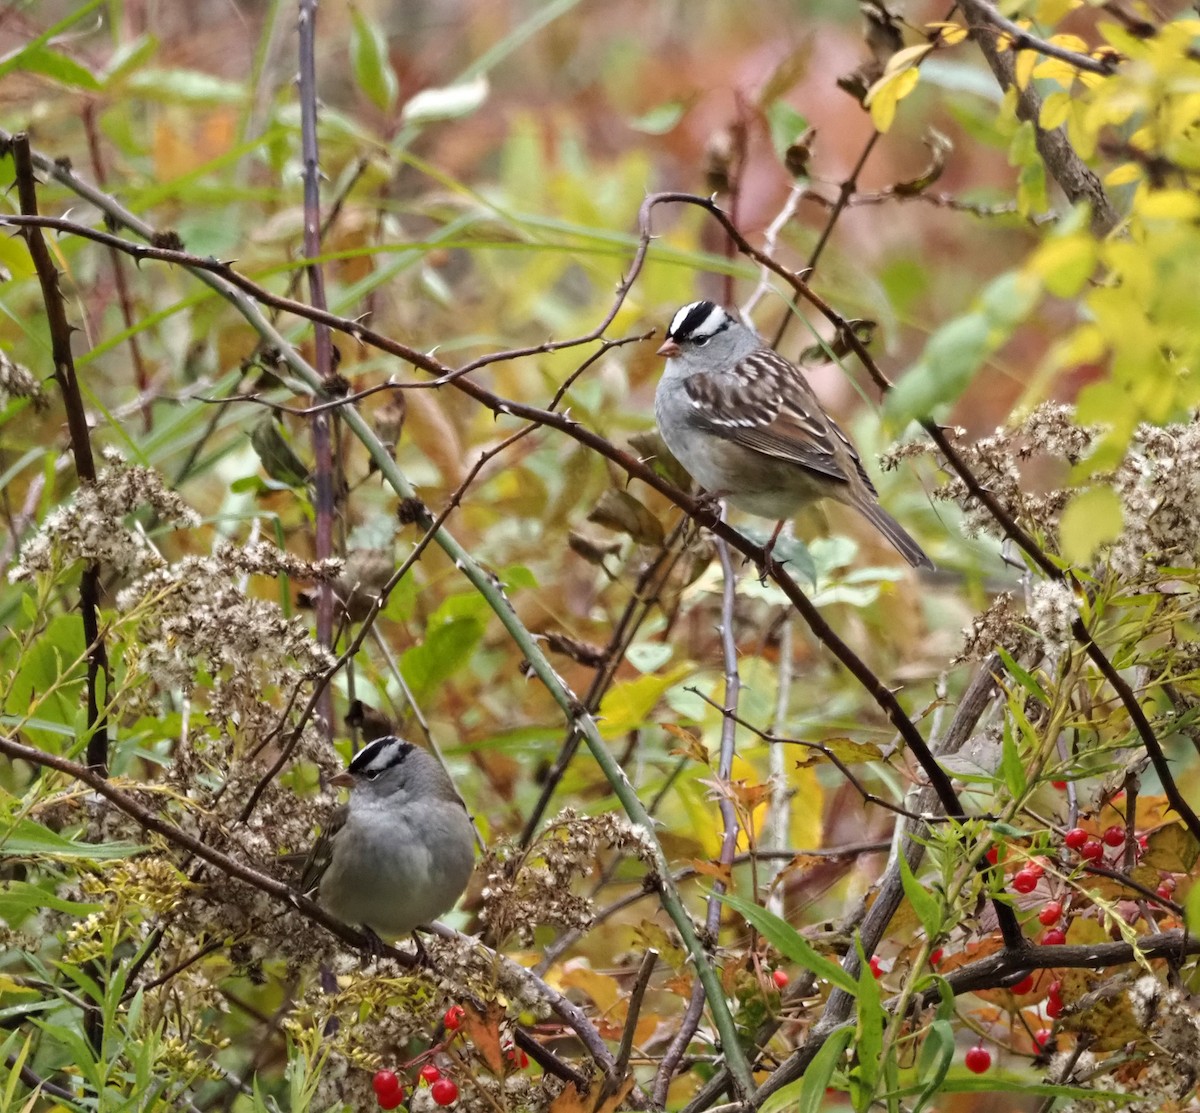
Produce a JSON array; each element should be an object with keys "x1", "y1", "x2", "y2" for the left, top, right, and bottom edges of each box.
[
  {"x1": 550, "y1": 1076, "x2": 636, "y2": 1113},
  {"x1": 690, "y1": 858, "x2": 733, "y2": 888},
  {"x1": 462, "y1": 1001, "x2": 507, "y2": 1074}
]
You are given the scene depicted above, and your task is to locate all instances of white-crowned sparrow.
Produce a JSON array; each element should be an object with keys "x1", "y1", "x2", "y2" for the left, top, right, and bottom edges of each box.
[
  {"x1": 310, "y1": 735, "x2": 476, "y2": 938},
  {"x1": 654, "y1": 300, "x2": 933, "y2": 570}
]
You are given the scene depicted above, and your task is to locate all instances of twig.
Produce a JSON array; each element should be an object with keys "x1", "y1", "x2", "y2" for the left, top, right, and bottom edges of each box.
[
  {"x1": 297, "y1": 0, "x2": 336, "y2": 740},
  {"x1": 654, "y1": 525, "x2": 744, "y2": 1103},
  {"x1": 957, "y1": 0, "x2": 1118, "y2": 75},
  {"x1": 957, "y1": 0, "x2": 1119, "y2": 234},
  {"x1": 8, "y1": 137, "x2": 109, "y2": 777},
  {"x1": 612, "y1": 948, "x2": 658, "y2": 1086}
]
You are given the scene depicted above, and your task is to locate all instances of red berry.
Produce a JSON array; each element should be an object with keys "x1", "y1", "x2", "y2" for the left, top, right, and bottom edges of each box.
[
  {"x1": 1045, "y1": 996, "x2": 1064, "y2": 1018},
  {"x1": 1033, "y1": 1028, "x2": 1052, "y2": 1050},
  {"x1": 964, "y1": 1045, "x2": 992, "y2": 1074},
  {"x1": 1011, "y1": 974, "x2": 1034, "y2": 995},
  {"x1": 1025, "y1": 860, "x2": 1045, "y2": 879},
  {"x1": 1052, "y1": 780, "x2": 1067, "y2": 789},
  {"x1": 772, "y1": 969, "x2": 790, "y2": 989},
  {"x1": 1047, "y1": 980, "x2": 1062, "y2": 999},
  {"x1": 869, "y1": 955, "x2": 883, "y2": 978},
  {"x1": 1138, "y1": 834, "x2": 1149, "y2": 852},
  {"x1": 444, "y1": 1004, "x2": 465, "y2": 1031},
  {"x1": 1102, "y1": 825, "x2": 1125, "y2": 847},
  {"x1": 1012, "y1": 869, "x2": 1039, "y2": 894},
  {"x1": 1064, "y1": 827, "x2": 1089, "y2": 850},
  {"x1": 929, "y1": 947, "x2": 943, "y2": 966},
  {"x1": 431, "y1": 1077, "x2": 459, "y2": 1106},
  {"x1": 985, "y1": 846, "x2": 999, "y2": 865},
  {"x1": 419, "y1": 1064, "x2": 441, "y2": 1084},
  {"x1": 506, "y1": 1047, "x2": 530, "y2": 1069},
  {"x1": 1039, "y1": 901, "x2": 1062, "y2": 926},
  {"x1": 1159, "y1": 875, "x2": 1177, "y2": 893},
  {"x1": 1157, "y1": 885, "x2": 1174, "y2": 901},
  {"x1": 372, "y1": 1071, "x2": 404, "y2": 1109},
  {"x1": 1042, "y1": 928, "x2": 1067, "y2": 945},
  {"x1": 1080, "y1": 838, "x2": 1104, "y2": 862}
]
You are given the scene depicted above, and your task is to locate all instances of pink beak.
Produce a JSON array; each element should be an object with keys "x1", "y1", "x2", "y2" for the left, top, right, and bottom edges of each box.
[
  {"x1": 329, "y1": 771, "x2": 354, "y2": 789},
  {"x1": 657, "y1": 339, "x2": 681, "y2": 358}
]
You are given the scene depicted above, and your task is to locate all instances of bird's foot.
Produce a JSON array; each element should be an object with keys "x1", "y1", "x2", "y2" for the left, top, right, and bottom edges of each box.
[{"x1": 359, "y1": 924, "x2": 387, "y2": 964}]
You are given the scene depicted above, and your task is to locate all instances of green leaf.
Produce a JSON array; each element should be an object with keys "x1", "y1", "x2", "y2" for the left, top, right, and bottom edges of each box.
[
  {"x1": 9, "y1": 46, "x2": 101, "y2": 90},
  {"x1": 0, "y1": 0, "x2": 106, "y2": 82},
  {"x1": 796, "y1": 1025, "x2": 854, "y2": 1113},
  {"x1": 628, "y1": 101, "x2": 686, "y2": 135},
  {"x1": 100, "y1": 34, "x2": 158, "y2": 86},
  {"x1": 766, "y1": 102, "x2": 809, "y2": 169},
  {"x1": 0, "y1": 819, "x2": 143, "y2": 861},
  {"x1": 716, "y1": 891, "x2": 859, "y2": 994},
  {"x1": 1060, "y1": 486, "x2": 1123, "y2": 566},
  {"x1": 350, "y1": 7, "x2": 399, "y2": 112},
  {"x1": 400, "y1": 615, "x2": 486, "y2": 702},
  {"x1": 125, "y1": 68, "x2": 247, "y2": 105},
  {"x1": 995, "y1": 646, "x2": 1049, "y2": 704},
  {"x1": 885, "y1": 313, "x2": 991, "y2": 427},
  {"x1": 401, "y1": 75, "x2": 489, "y2": 126},
  {"x1": 886, "y1": 270, "x2": 1041, "y2": 428},
  {"x1": 1000, "y1": 718, "x2": 1027, "y2": 801},
  {"x1": 0, "y1": 880, "x2": 104, "y2": 926},
  {"x1": 854, "y1": 934, "x2": 885, "y2": 1098},
  {"x1": 898, "y1": 853, "x2": 942, "y2": 940},
  {"x1": 913, "y1": 1018, "x2": 955, "y2": 1112}
]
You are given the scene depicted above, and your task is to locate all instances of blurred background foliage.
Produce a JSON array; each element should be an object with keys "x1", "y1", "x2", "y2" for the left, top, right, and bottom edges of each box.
[{"x1": 4, "y1": 0, "x2": 1200, "y2": 1109}]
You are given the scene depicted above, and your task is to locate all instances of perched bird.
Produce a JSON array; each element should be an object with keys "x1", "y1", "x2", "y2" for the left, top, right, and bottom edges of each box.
[
  {"x1": 311, "y1": 736, "x2": 476, "y2": 938},
  {"x1": 654, "y1": 300, "x2": 933, "y2": 570}
]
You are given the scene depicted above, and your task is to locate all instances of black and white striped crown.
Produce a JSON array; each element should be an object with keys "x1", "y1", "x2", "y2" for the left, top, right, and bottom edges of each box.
[{"x1": 347, "y1": 735, "x2": 415, "y2": 779}]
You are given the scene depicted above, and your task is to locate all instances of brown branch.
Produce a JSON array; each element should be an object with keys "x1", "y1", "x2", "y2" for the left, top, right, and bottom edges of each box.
[
  {"x1": 8, "y1": 137, "x2": 109, "y2": 777},
  {"x1": 958, "y1": 0, "x2": 1119, "y2": 76},
  {"x1": 958, "y1": 0, "x2": 1120, "y2": 234},
  {"x1": 296, "y1": 0, "x2": 336, "y2": 741}
]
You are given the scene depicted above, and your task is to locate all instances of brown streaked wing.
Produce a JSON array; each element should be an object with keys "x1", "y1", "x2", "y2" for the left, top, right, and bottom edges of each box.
[{"x1": 683, "y1": 349, "x2": 877, "y2": 492}]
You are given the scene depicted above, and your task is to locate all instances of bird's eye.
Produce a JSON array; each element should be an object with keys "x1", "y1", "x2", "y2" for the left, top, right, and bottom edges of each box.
[{"x1": 693, "y1": 335, "x2": 709, "y2": 346}]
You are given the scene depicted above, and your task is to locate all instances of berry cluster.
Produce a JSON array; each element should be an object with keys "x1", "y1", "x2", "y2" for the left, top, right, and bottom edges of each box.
[{"x1": 371, "y1": 1004, "x2": 531, "y2": 1110}]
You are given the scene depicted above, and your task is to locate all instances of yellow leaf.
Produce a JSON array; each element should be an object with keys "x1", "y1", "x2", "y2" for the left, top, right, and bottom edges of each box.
[
  {"x1": 559, "y1": 961, "x2": 622, "y2": 1012},
  {"x1": 1059, "y1": 486, "x2": 1123, "y2": 566},
  {"x1": 883, "y1": 43, "x2": 934, "y2": 75},
  {"x1": 1028, "y1": 234, "x2": 1097, "y2": 297},
  {"x1": 1015, "y1": 49, "x2": 1038, "y2": 89},
  {"x1": 1104, "y1": 162, "x2": 1142, "y2": 186},
  {"x1": 1049, "y1": 32, "x2": 1089, "y2": 52},
  {"x1": 1135, "y1": 188, "x2": 1200, "y2": 221},
  {"x1": 1039, "y1": 90, "x2": 1072, "y2": 130},
  {"x1": 1033, "y1": 57, "x2": 1083, "y2": 85},
  {"x1": 792, "y1": 737, "x2": 885, "y2": 768},
  {"x1": 597, "y1": 664, "x2": 692, "y2": 736},
  {"x1": 926, "y1": 21, "x2": 968, "y2": 45},
  {"x1": 865, "y1": 68, "x2": 920, "y2": 133}
]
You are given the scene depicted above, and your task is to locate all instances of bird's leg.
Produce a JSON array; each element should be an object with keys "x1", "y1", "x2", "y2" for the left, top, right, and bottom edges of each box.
[
  {"x1": 754, "y1": 517, "x2": 788, "y2": 584},
  {"x1": 763, "y1": 517, "x2": 786, "y2": 559},
  {"x1": 359, "y1": 924, "x2": 386, "y2": 965}
]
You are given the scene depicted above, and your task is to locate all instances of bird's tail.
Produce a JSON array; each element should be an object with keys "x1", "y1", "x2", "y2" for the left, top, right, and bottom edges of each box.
[{"x1": 856, "y1": 499, "x2": 934, "y2": 570}]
